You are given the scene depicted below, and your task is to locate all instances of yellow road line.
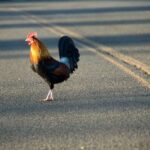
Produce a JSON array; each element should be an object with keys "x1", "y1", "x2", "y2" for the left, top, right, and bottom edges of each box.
[
  {"x1": 79, "y1": 43, "x2": 150, "y2": 89},
  {"x1": 11, "y1": 7, "x2": 150, "y2": 89},
  {"x1": 54, "y1": 25, "x2": 150, "y2": 76},
  {"x1": 29, "y1": 15, "x2": 150, "y2": 88},
  {"x1": 27, "y1": 13, "x2": 150, "y2": 76},
  {"x1": 103, "y1": 55, "x2": 150, "y2": 89}
]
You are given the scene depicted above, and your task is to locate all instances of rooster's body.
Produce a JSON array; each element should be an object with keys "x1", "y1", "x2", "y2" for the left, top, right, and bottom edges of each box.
[{"x1": 26, "y1": 32, "x2": 80, "y2": 101}]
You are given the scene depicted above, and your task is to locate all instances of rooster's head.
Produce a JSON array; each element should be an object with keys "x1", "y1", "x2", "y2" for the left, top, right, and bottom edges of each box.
[{"x1": 25, "y1": 32, "x2": 38, "y2": 45}]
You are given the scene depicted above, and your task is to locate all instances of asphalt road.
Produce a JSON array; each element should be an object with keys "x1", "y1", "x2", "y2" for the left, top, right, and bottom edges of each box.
[{"x1": 0, "y1": 0, "x2": 150, "y2": 150}]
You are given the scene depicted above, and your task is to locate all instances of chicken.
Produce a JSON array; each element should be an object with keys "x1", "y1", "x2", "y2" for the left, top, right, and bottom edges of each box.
[{"x1": 25, "y1": 32, "x2": 80, "y2": 101}]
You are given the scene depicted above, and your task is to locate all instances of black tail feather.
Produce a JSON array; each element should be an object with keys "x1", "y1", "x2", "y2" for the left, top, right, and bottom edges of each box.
[{"x1": 58, "y1": 36, "x2": 80, "y2": 73}]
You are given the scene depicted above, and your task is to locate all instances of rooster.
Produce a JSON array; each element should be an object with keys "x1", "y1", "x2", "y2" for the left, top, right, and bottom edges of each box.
[{"x1": 25, "y1": 32, "x2": 80, "y2": 101}]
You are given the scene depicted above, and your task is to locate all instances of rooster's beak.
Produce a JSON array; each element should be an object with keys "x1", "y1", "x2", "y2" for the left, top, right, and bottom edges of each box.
[{"x1": 25, "y1": 38, "x2": 28, "y2": 42}]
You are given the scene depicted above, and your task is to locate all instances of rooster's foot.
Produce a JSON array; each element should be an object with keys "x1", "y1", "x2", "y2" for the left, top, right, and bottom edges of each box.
[{"x1": 40, "y1": 90, "x2": 54, "y2": 102}]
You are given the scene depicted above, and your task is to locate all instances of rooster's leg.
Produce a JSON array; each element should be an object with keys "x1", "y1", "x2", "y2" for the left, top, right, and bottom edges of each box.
[
  {"x1": 42, "y1": 90, "x2": 54, "y2": 101},
  {"x1": 48, "y1": 89, "x2": 53, "y2": 100}
]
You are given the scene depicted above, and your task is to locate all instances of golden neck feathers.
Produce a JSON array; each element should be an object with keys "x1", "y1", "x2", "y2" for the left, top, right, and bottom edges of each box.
[{"x1": 30, "y1": 38, "x2": 51, "y2": 64}]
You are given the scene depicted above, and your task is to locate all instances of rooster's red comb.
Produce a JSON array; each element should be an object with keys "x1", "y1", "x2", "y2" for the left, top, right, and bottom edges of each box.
[{"x1": 27, "y1": 32, "x2": 38, "y2": 39}]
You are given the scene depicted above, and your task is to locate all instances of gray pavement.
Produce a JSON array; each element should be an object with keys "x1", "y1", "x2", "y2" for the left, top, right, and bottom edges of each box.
[{"x1": 0, "y1": 1, "x2": 150, "y2": 150}]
